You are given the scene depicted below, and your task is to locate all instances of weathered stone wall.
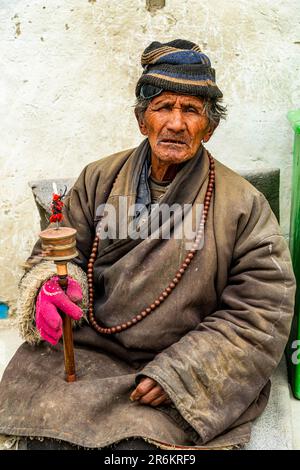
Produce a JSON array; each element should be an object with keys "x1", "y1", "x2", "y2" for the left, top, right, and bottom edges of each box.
[{"x1": 1, "y1": 0, "x2": 299, "y2": 309}]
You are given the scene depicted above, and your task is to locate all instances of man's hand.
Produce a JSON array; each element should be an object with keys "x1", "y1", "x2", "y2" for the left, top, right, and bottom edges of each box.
[
  {"x1": 130, "y1": 377, "x2": 171, "y2": 407},
  {"x1": 35, "y1": 276, "x2": 83, "y2": 345}
]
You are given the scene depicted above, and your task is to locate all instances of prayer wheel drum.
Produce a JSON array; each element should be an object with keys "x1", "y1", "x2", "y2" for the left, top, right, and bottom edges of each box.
[{"x1": 39, "y1": 227, "x2": 78, "y2": 262}]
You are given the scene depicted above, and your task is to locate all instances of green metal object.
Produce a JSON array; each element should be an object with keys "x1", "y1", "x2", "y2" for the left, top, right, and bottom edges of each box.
[{"x1": 287, "y1": 109, "x2": 300, "y2": 399}]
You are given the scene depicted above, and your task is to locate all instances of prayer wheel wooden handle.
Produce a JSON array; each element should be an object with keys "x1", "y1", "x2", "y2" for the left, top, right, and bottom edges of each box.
[
  {"x1": 39, "y1": 227, "x2": 78, "y2": 383},
  {"x1": 56, "y1": 263, "x2": 76, "y2": 383}
]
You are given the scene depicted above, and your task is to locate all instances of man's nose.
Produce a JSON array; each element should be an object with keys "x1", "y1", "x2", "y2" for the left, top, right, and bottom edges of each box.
[{"x1": 166, "y1": 108, "x2": 186, "y2": 133}]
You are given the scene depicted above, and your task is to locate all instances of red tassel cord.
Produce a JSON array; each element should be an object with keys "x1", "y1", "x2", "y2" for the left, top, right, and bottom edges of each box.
[{"x1": 50, "y1": 186, "x2": 67, "y2": 226}]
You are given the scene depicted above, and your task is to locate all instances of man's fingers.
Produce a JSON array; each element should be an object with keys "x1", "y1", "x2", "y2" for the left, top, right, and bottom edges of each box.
[
  {"x1": 130, "y1": 376, "x2": 171, "y2": 406},
  {"x1": 130, "y1": 377, "x2": 157, "y2": 401},
  {"x1": 148, "y1": 394, "x2": 170, "y2": 407},
  {"x1": 138, "y1": 385, "x2": 165, "y2": 405}
]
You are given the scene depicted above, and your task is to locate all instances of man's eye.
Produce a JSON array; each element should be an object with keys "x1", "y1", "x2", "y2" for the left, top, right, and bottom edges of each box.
[
  {"x1": 159, "y1": 105, "x2": 172, "y2": 110},
  {"x1": 153, "y1": 103, "x2": 172, "y2": 111},
  {"x1": 186, "y1": 107, "x2": 198, "y2": 113}
]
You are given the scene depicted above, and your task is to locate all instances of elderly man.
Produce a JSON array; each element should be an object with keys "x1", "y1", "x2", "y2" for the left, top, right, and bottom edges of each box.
[{"x1": 0, "y1": 39, "x2": 296, "y2": 450}]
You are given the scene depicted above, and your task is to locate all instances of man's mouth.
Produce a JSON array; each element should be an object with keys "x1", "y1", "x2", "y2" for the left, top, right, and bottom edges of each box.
[{"x1": 159, "y1": 139, "x2": 187, "y2": 145}]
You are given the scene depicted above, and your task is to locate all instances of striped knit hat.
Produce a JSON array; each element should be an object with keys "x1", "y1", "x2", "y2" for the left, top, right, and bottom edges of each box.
[{"x1": 135, "y1": 39, "x2": 223, "y2": 99}]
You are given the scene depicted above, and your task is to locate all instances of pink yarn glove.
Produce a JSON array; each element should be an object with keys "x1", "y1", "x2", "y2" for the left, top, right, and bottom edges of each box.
[{"x1": 36, "y1": 276, "x2": 83, "y2": 345}]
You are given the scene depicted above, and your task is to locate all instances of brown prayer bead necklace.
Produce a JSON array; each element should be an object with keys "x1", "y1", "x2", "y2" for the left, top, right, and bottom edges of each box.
[{"x1": 87, "y1": 151, "x2": 215, "y2": 335}]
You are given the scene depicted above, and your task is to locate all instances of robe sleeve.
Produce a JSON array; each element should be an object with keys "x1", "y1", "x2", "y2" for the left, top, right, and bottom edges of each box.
[
  {"x1": 17, "y1": 165, "x2": 95, "y2": 343},
  {"x1": 137, "y1": 192, "x2": 296, "y2": 445}
]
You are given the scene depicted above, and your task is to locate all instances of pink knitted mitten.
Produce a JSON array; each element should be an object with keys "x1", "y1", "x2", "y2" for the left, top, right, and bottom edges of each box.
[{"x1": 36, "y1": 276, "x2": 83, "y2": 345}]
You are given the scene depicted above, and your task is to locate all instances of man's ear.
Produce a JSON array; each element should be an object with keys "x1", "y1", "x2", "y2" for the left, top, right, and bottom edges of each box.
[
  {"x1": 135, "y1": 110, "x2": 148, "y2": 136},
  {"x1": 202, "y1": 123, "x2": 218, "y2": 143}
]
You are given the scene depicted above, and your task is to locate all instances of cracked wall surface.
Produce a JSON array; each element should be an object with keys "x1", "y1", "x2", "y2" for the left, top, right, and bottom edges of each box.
[{"x1": 0, "y1": 0, "x2": 299, "y2": 310}]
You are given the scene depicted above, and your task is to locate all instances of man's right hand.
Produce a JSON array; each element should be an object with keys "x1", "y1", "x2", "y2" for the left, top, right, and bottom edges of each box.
[{"x1": 36, "y1": 276, "x2": 83, "y2": 345}]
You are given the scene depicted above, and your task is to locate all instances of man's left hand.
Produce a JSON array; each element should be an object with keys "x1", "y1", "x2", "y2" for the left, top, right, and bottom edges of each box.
[{"x1": 130, "y1": 377, "x2": 171, "y2": 407}]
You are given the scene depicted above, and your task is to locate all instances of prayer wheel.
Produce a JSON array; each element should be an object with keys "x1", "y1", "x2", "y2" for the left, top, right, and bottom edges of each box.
[
  {"x1": 39, "y1": 226, "x2": 78, "y2": 383},
  {"x1": 39, "y1": 227, "x2": 78, "y2": 261}
]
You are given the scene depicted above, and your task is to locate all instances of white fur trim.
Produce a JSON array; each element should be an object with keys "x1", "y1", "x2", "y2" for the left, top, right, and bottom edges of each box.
[{"x1": 17, "y1": 261, "x2": 89, "y2": 345}]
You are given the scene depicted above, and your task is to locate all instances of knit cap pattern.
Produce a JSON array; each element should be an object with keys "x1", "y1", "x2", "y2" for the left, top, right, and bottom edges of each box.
[{"x1": 135, "y1": 39, "x2": 223, "y2": 99}]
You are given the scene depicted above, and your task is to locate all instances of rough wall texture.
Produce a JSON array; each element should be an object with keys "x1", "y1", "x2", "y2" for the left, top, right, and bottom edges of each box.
[{"x1": 0, "y1": 0, "x2": 299, "y2": 310}]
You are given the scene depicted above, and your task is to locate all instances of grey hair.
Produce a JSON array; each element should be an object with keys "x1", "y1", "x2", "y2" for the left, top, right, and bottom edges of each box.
[{"x1": 134, "y1": 95, "x2": 227, "y2": 129}]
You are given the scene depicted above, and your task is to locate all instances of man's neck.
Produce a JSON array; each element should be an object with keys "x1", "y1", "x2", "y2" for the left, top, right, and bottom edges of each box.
[{"x1": 150, "y1": 157, "x2": 184, "y2": 182}]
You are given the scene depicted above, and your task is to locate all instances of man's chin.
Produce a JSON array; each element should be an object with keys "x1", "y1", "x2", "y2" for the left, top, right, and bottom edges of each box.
[
  {"x1": 156, "y1": 150, "x2": 192, "y2": 165},
  {"x1": 154, "y1": 142, "x2": 195, "y2": 164}
]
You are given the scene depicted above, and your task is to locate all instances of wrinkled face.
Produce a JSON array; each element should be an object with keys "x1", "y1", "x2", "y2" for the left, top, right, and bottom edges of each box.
[{"x1": 137, "y1": 92, "x2": 214, "y2": 165}]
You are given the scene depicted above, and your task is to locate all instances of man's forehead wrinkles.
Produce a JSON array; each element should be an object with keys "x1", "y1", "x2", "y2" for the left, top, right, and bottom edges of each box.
[{"x1": 151, "y1": 94, "x2": 204, "y2": 107}]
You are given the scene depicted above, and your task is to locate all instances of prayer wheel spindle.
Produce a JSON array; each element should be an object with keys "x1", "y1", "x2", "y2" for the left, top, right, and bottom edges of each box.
[{"x1": 39, "y1": 226, "x2": 78, "y2": 383}]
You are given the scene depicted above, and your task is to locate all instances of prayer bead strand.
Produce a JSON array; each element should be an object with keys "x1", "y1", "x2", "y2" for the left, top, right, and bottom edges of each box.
[{"x1": 87, "y1": 151, "x2": 215, "y2": 335}]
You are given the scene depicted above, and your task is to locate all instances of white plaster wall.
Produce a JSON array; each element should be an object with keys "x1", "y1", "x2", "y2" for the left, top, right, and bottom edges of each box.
[{"x1": 0, "y1": 0, "x2": 299, "y2": 309}]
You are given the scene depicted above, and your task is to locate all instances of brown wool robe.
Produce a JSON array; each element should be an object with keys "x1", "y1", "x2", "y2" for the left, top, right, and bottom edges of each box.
[{"x1": 0, "y1": 139, "x2": 296, "y2": 449}]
